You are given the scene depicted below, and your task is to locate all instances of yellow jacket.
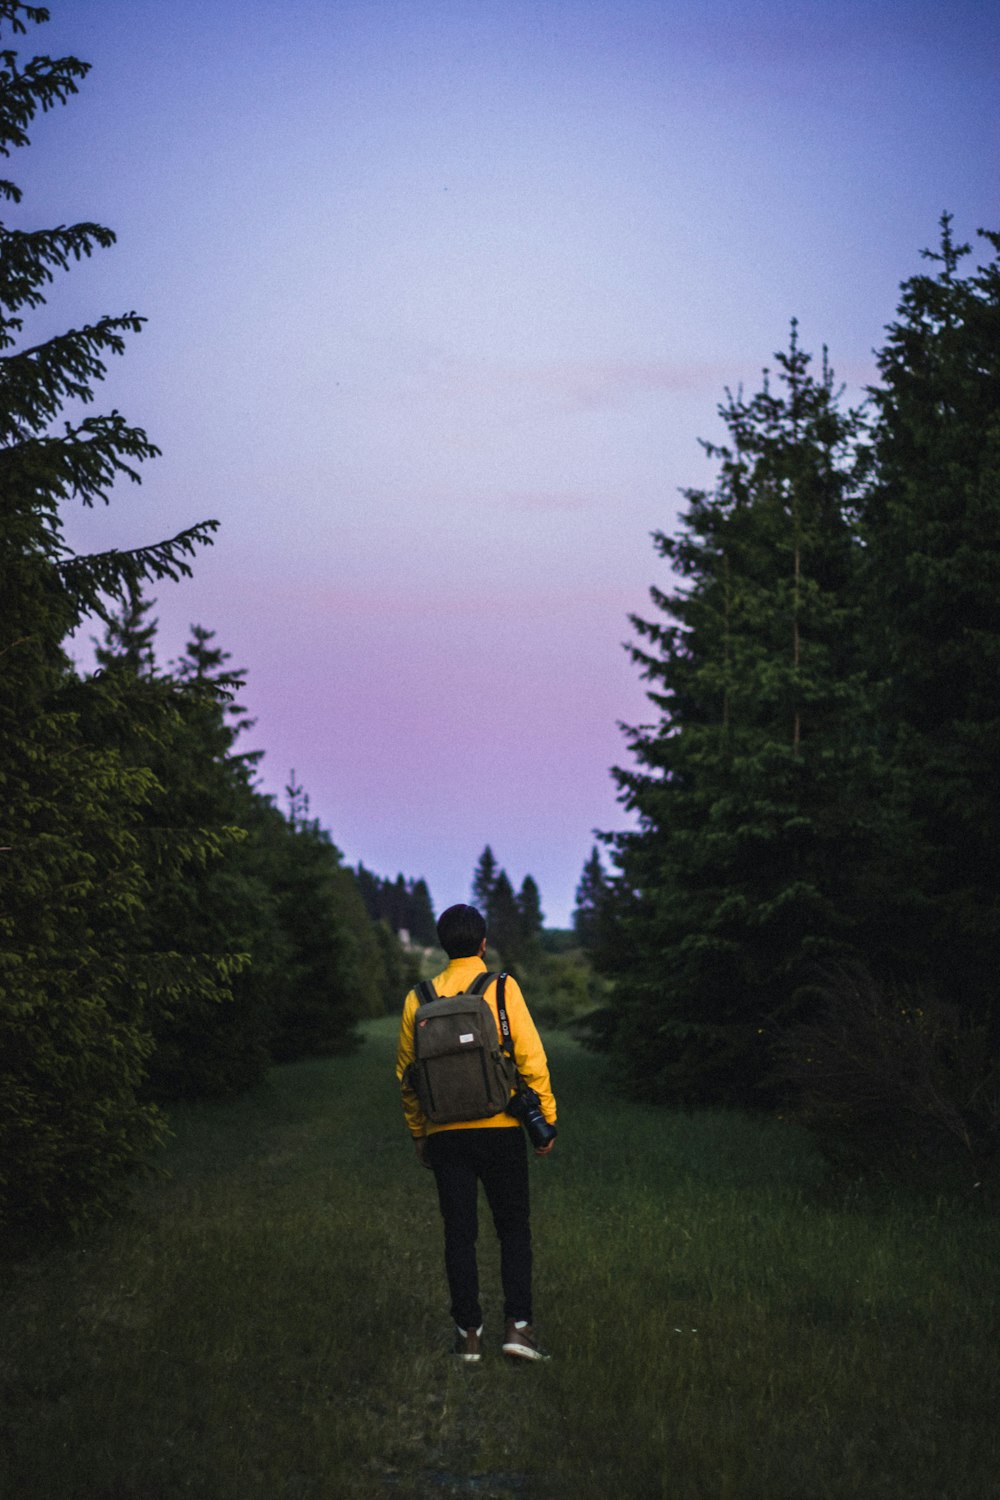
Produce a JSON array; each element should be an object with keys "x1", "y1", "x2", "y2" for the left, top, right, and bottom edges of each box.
[{"x1": 396, "y1": 956, "x2": 557, "y2": 1138}]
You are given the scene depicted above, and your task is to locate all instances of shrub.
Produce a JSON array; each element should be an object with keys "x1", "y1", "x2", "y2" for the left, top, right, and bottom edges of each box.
[{"x1": 775, "y1": 962, "x2": 1000, "y2": 1187}]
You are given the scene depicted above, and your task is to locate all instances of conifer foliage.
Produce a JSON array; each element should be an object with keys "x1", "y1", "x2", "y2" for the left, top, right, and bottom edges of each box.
[
  {"x1": 91, "y1": 609, "x2": 267, "y2": 1102},
  {"x1": 0, "y1": 1, "x2": 220, "y2": 1235},
  {"x1": 355, "y1": 867, "x2": 437, "y2": 946},
  {"x1": 468, "y1": 847, "x2": 544, "y2": 968},
  {"x1": 858, "y1": 218, "x2": 1000, "y2": 1030},
  {"x1": 607, "y1": 329, "x2": 869, "y2": 1104},
  {"x1": 604, "y1": 225, "x2": 1000, "y2": 1170},
  {"x1": 573, "y1": 847, "x2": 609, "y2": 951},
  {"x1": 0, "y1": 5, "x2": 407, "y2": 1238}
]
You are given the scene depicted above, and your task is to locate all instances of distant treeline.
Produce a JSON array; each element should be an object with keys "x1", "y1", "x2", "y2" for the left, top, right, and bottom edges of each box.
[
  {"x1": 470, "y1": 845, "x2": 545, "y2": 967},
  {"x1": 584, "y1": 223, "x2": 1000, "y2": 1183},
  {"x1": 353, "y1": 860, "x2": 551, "y2": 960},
  {"x1": 356, "y1": 867, "x2": 437, "y2": 947},
  {"x1": 354, "y1": 845, "x2": 556, "y2": 965}
]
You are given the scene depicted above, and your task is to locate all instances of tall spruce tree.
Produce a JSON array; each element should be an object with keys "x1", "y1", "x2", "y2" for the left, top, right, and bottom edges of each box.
[
  {"x1": 408, "y1": 878, "x2": 437, "y2": 946},
  {"x1": 471, "y1": 845, "x2": 498, "y2": 913},
  {"x1": 264, "y1": 798, "x2": 383, "y2": 1058},
  {"x1": 0, "y1": 2, "x2": 217, "y2": 1233},
  {"x1": 573, "y1": 846, "x2": 609, "y2": 950},
  {"x1": 607, "y1": 328, "x2": 874, "y2": 1104},
  {"x1": 859, "y1": 217, "x2": 1000, "y2": 1030},
  {"x1": 487, "y1": 868, "x2": 523, "y2": 967},
  {"x1": 517, "y1": 875, "x2": 544, "y2": 946},
  {"x1": 112, "y1": 619, "x2": 268, "y2": 1100}
]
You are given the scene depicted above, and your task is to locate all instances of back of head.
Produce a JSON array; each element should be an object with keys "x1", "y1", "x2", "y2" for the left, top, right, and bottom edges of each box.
[{"x1": 437, "y1": 903, "x2": 486, "y2": 959}]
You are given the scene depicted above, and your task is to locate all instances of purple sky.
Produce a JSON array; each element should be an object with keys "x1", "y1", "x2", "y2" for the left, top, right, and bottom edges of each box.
[{"x1": 21, "y1": 0, "x2": 999, "y2": 923}]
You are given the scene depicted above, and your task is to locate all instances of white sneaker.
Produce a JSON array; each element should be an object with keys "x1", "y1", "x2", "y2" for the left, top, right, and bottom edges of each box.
[
  {"x1": 501, "y1": 1320, "x2": 550, "y2": 1360},
  {"x1": 453, "y1": 1325, "x2": 483, "y2": 1362}
]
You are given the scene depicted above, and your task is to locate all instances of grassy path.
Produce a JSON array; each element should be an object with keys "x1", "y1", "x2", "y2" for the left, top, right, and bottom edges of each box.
[{"x1": 2, "y1": 1017, "x2": 998, "y2": 1499}]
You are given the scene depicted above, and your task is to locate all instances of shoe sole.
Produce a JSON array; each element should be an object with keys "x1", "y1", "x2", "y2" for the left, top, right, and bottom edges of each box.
[{"x1": 501, "y1": 1343, "x2": 550, "y2": 1361}]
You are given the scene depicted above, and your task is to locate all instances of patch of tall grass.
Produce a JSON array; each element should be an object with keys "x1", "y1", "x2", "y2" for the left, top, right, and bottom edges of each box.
[{"x1": 1, "y1": 1019, "x2": 996, "y2": 1499}]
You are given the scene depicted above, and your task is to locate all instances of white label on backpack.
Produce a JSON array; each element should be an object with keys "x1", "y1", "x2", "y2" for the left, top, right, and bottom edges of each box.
[{"x1": 459, "y1": 1033, "x2": 474, "y2": 1044}]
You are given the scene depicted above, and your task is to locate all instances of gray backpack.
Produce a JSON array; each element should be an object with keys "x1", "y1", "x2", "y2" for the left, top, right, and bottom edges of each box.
[{"x1": 406, "y1": 972, "x2": 517, "y2": 1124}]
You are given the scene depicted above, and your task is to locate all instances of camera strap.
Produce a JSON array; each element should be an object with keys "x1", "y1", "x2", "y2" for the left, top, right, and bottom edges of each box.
[
  {"x1": 494, "y1": 972, "x2": 515, "y2": 1060},
  {"x1": 495, "y1": 975, "x2": 527, "y2": 1109}
]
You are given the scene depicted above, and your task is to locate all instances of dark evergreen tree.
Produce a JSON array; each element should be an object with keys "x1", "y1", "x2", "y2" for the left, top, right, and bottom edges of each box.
[
  {"x1": 389, "y1": 874, "x2": 410, "y2": 935},
  {"x1": 93, "y1": 583, "x2": 157, "y2": 677},
  {"x1": 607, "y1": 327, "x2": 874, "y2": 1104},
  {"x1": 487, "y1": 869, "x2": 523, "y2": 967},
  {"x1": 0, "y1": 1, "x2": 217, "y2": 1234},
  {"x1": 355, "y1": 863, "x2": 381, "y2": 922},
  {"x1": 471, "y1": 845, "x2": 498, "y2": 913},
  {"x1": 517, "y1": 875, "x2": 545, "y2": 948},
  {"x1": 91, "y1": 601, "x2": 286, "y2": 1099},
  {"x1": 353, "y1": 863, "x2": 436, "y2": 947},
  {"x1": 264, "y1": 802, "x2": 382, "y2": 1058},
  {"x1": 858, "y1": 217, "x2": 1000, "y2": 1032},
  {"x1": 0, "y1": 647, "x2": 165, "y2": 1236},
  {"x1": 408, "y1": 877, "x2": 437, "y2": 946},
  {"x1": 130, "y1": 621, "x2": 268, "y2": 1100},
  {"x1": 573, "y1": 846, "x2": 609, "y2": 950}
]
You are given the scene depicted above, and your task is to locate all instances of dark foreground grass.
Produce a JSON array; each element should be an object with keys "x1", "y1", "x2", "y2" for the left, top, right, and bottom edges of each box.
[{"x1": 2, "y1": 1020, "x2": 998, "y2": 1500}]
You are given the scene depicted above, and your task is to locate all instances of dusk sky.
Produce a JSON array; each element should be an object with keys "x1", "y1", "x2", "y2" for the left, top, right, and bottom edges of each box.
[{"x1": 23, "y1": 0, "x2": 998, "y2": 924}]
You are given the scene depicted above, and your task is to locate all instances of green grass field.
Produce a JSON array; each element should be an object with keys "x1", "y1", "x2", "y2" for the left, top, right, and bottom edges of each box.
[{"x1": 2, "y1": 1018, "x2": 998, "y2": 1500}]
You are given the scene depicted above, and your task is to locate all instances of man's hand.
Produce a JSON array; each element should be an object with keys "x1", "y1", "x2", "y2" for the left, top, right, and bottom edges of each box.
[
  {"x1": 413, "y1": 1136, "x2": 431, "y2": 1168},
  {"x1": 534, "y1": 1140, "x2": 555, "y2": 1157}
]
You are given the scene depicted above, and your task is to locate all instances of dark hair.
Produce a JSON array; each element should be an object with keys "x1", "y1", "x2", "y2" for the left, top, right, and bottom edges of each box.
[{"x1": 437, "y1": 903, "x2": 486, "y2": 959}]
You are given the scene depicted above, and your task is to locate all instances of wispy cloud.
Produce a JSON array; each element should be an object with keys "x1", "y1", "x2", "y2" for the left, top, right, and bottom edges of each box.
[
  {"x1": 506, "y1": 354, "x2": 882, "y2": 412},
  {"x1": 388, "y1": 351, "x2": 883, "y2": 422},
  {"x1": 398, "y1": 354, "x2": 740, "y2": 419},
  {"x1": 511, "y1": 358, "x2": 732, "y2": 412}
]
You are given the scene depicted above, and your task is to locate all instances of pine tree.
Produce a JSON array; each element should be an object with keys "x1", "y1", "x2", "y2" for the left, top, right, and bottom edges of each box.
[
  {"x1": 517, "y1": 875, "x2": 545, "y2": 947},
  {"x1": 389, "y1": 875, "x2": 410, "y2": 935},
  {"x1": 123, "y1": 619, "x2": 267, "y2": 1100},
  {"x1": 607, "y1": 328, "x2": 874, "y2": 1104},
  {"x1": 264, "y1": 805, "x2": 381, "y2": 1057},
  {"x1": 573, "y1": 847, "x2": 608, "y2": 950},
  {"x1": 355, "y1": 863, "x2": 381, "y2": 921},
  {"x1": 353, "y1": 863, "x2": 435, "y2": 949},
  {"x1": 471, "y1": 845, "x2": 498, "y2": 913},
  {"x1": 0, "y1": 1, "x2": 217, "y2": 1233},
  {"x1": 408, "y1": 877, "x2": 437, "y2": 946},
  {"x1": 93, "y1": 583, "x2": 158, "y2": 677},
  {"x1": 487, "y1": 869, "x2": 523, "y2": 967},
  {"x1": 859, "y1": 217, "x2": 1000, "y2": 1030}
]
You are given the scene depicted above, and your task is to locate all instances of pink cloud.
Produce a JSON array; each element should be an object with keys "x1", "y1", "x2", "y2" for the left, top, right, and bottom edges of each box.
[
  {"x1": 424, "y1": 356, "x2": 738, "y2": 418},
  {"x1": 510, "y1": 358, "x2": 733, "y2": 412},
  {"x1": 500, "y1": 355, "x2": 883, "y2": 413}
]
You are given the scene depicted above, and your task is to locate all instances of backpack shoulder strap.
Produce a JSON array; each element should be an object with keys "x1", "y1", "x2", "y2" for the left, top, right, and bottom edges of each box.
[
  {"x1": 415, "y1": 979, "x2": 438, "y2": 1006},
  {"x1": 468, "y1": 971, "x2": 498, "y2": 997}
]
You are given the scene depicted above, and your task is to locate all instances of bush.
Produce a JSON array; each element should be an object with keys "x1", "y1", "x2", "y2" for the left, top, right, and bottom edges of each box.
[
  {"x1": 775, "y1": 962, "x2": 1000, "y2": 1188},
  {"x1": 524, "y1": 950, "x2": 610, "y2": 1029}
]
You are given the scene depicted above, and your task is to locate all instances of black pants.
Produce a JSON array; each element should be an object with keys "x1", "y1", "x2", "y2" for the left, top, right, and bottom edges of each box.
[{"x1": 426, "y1": 1126, "x2": 532, "y2": 1329}]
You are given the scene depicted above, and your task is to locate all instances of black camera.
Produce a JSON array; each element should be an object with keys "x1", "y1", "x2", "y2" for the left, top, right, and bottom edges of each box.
[{"x1": 508, "y1": 1084, "x2": 557, "y2": 1151}]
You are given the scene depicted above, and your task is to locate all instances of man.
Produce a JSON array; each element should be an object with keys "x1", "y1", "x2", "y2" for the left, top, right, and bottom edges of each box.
[{"x1": 396, "y1": 902, "x2": 557, "y2": 1362}]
